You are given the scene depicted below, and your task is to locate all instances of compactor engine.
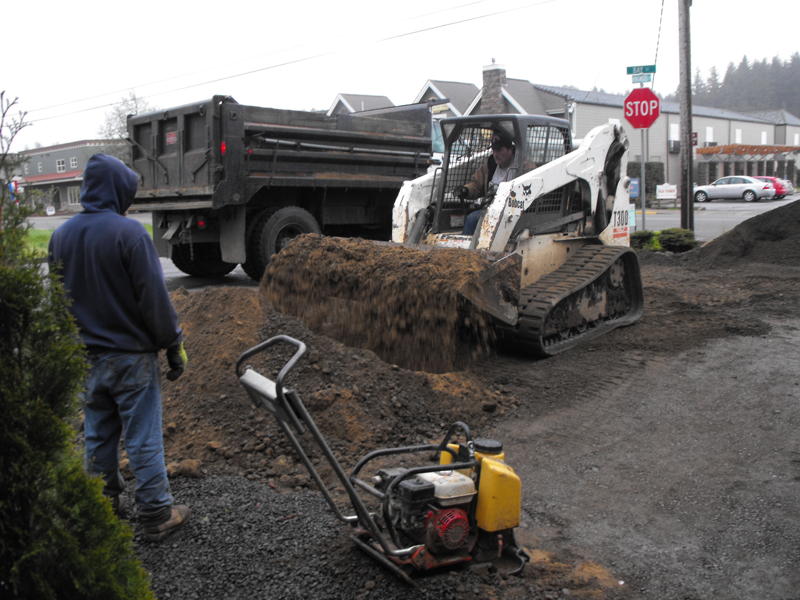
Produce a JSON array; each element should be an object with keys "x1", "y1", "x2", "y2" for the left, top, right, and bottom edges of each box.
[{"x1": 237, "y1": 336, "x2": 529, "y2": 582}]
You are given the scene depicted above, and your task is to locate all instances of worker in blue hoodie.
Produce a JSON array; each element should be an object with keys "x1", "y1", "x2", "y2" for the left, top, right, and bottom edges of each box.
[{"x1": 49, "y1": 154, "x2": 190, "y2": 542}]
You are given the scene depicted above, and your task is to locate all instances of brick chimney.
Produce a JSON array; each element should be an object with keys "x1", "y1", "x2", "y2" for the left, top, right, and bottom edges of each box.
[{"x1": 481, "y1": 60, "x2": 506, "y2": 114}]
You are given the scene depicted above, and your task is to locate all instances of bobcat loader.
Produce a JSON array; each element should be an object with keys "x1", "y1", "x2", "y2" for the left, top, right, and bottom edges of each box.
[{"x1": 266, "y1": 114, "x2": 643, "y2": 357}]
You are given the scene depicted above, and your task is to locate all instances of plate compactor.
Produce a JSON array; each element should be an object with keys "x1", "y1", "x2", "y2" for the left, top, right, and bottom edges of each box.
[{"x1": 236, "y1": 335, "x2": 529, "y2": 583}]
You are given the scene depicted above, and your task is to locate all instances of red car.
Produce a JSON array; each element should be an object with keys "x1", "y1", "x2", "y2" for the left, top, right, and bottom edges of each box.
[{"x1": 753, "y1": 176, "x2": 788, "y2": 199}]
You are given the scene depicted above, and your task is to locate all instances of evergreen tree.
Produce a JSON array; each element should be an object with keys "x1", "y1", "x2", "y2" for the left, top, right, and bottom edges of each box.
[
  {"x1": 0, "y1": 93, "x2": 155, "y2": 600},
  {"x1": 706, "y1": 66, "x2": 722, "y2": 106},
  {"x1": 692, "y1": 69, "x2": 707, "y2": 103}
]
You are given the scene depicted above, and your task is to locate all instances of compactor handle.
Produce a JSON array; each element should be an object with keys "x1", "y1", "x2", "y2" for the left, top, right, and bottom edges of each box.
[{"x1": 235, "y1": 335, "x2": 307, "y2": 395}]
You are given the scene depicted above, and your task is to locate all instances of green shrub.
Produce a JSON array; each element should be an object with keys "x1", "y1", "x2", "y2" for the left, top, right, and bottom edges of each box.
[
  {"x1": 657, "y1": 228, "x2": 698, "y2": 253},
  {"x1": 631, "y1": 230, "x2": 662, "y2": 251},
  {"x1": 0, "y1": 201, "x2": 154, "y2": 600},
  {"x1": 630, "y1": 230, "x2": 653, "y2": 250}
]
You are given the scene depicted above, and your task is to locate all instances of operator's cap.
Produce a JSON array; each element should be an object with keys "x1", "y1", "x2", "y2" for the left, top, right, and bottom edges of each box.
[{"x1": 490, "y1": 130, "x2": 514, "y2": 150}]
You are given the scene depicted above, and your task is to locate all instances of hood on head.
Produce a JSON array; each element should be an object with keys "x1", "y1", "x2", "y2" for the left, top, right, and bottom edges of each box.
[{"x1": 80, "y1": 154, "x2": 139, "y2": 214}]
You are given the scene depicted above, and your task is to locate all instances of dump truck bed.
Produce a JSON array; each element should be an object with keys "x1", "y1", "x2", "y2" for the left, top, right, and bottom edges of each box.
[{"x1": 128, "y1": 96, "x2": 433, "y2": 211}]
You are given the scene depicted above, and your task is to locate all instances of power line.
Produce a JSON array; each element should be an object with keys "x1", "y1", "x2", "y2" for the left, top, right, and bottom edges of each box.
[
  {"x1": 27, "y1": 0, "x2": 566, "y2": 126},
  {"x1": 652, "y1": 0, "x2": 666, "y2": 88}
]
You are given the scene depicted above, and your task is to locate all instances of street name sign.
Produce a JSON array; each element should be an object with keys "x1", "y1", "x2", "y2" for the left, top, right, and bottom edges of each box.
[{"x1": 626, "y1": 65, "x2": 656, "y2": 75}]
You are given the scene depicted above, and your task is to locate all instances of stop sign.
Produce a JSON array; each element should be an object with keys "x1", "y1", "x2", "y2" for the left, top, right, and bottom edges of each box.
[{"x1": 623, "y1": 88, "x2": 661, "y2": 129}]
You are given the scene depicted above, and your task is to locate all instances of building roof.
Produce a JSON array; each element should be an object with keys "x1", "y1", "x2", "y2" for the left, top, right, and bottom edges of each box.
[
  {"x1": 415, "y1": 80, "x2": 479, "y2": 115},
  {"x1": 20, "y1": 169, "x2": 83, "y2": 185},
  {"x1": 532, "y1": 84, "x2": 776, "y2": 124},
  {"x1": 743, "y1": 109, "x2": 800, "y2": 126},
  {"x1": 503, "y1": 79, "x2": 541, "y2": 113},
  {"x1": 328, "y1": 93, "x2": 394, "y2": 115},
  {"x1": 19, "y1": 139, "x2": 125, "y2": 156}
]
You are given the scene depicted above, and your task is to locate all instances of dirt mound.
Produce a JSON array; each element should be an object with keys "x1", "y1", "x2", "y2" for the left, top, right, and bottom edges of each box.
[
  {"x1": 261, "y1": 235, "x2": 501, "y2": 372},
  {"x1": 161, "y1": 286, "x2": 510, "y2": 488},
  {"x1": 692, "y1": 199, "x2": 800, "y2": 268}
]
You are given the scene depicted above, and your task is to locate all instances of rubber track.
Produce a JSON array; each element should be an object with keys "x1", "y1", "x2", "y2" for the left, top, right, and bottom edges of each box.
[{"x1": 497, "y1": 244, "x2": 643, "y2": 357}]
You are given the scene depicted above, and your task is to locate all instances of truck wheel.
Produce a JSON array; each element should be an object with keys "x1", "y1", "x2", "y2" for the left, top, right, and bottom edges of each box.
[
  {"x1": 242, "y1": 206, "x2": 320, "y2": 281},
  {"x1": 171, "y1": 243, "x2": 237, "y2": 278}
]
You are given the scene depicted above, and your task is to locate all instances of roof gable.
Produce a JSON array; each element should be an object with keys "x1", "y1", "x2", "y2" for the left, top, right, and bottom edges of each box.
[{"x1": 327, "y1": 93, "x2": 394, "y2": 116}]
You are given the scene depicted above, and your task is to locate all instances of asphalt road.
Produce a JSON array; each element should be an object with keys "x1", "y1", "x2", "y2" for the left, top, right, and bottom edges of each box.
[
  {"x1": 635, "y1": 194, "x2": 798, "y2": 241},
  {"x1": 28, "y1": 212, "x2": 255, "y2": 291},
  {"x1": 29, "y1": 194, "x2": 799, "y2": 284}
]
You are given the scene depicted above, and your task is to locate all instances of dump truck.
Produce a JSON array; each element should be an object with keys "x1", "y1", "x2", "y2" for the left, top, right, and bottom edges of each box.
[
  {"x1": 127, "y1": 95, "x2": 433, "y2": 279},
  {"x1": 264, "y1": 114, "x2": 644, "y2": 358}
]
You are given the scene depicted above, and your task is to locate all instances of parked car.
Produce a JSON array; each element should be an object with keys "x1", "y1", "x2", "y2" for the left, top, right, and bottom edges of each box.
[
  {"x1": 753, "y1": 175, "x2": 789, "y2": 199},
  {"x1": 694, "y1": 175, "x2": 775, "y2": 203},
  {"x1": 782, "y1": 179, "x2": 795, "y2": 196}
]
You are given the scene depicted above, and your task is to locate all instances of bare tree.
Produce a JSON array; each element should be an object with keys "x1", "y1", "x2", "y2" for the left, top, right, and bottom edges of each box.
[
  {"x1": 1, "y1": 92, "x2": 31, "y2": 227},
  {"x1": 97, "y1": 91, "x2": 153, "y2": 139},
  {"x1": 0, "y1": 92, "x2": 30, "y2": 196}
]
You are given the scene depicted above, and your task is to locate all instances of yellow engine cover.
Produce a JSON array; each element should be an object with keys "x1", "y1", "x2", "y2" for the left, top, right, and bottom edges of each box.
[
  {"x1": 438, "y1": 444, "x2": 521, "y2": 532},
  {"x1": 475, "y1": 457, "x2": 521, "y2": 532}
]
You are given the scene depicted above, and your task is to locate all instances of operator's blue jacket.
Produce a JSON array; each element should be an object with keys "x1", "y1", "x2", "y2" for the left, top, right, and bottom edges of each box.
[{"x1": 48, "y1": 154, "x2": 182, "y2": 353}]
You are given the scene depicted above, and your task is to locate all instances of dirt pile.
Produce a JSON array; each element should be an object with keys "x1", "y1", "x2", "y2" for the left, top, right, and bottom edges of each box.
[
  {"x1": 161, "y1": 285, "x2": 510, "y2": 488},
  {"x1": 692, "y1": 199, "x2": 800, "y2": 268},
  {"x1": 261, "y1": 235, "x2": 502, "y2": 372}
]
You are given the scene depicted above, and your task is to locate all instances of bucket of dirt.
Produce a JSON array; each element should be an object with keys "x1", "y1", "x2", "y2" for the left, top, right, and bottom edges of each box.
[{"x1": 261, "y1": 235, "x2": 503, "y2": 372}]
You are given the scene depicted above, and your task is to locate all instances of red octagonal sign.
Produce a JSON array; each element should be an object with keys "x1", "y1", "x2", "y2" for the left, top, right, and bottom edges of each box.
[{"x1": 624, "y1": 88, "x2": 661, "y2": 129}]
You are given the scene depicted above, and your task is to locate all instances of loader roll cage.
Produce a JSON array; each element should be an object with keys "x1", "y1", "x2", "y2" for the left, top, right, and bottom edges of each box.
[
  {"x1": 236, "y1": 336, "x2": 480, "y2": 582},
  {"x1": 430, "y1": 114, "x2": 573, "y2": 234}
]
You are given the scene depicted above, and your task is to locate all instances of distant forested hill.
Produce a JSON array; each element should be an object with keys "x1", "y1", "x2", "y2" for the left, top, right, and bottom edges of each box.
[{"x1": 666, "y1": 53, "x2": 800, "y2": 119}]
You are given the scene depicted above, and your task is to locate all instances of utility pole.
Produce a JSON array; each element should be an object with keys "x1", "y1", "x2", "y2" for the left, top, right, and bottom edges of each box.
[{"x1": 679, "y1": 0, "x2": 694, "y2": 230}]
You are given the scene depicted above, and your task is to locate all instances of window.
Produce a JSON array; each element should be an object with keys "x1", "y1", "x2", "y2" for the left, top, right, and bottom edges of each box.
[
  {"x1": 23, "y1": 163, "x2": 29, "y2": 175},
  {"x1": 735, "y1": 129, "x2": 742, "y2": 144},
  {"x1": 67, "y1": 186, "x2": 81, "y2": 205},
  {"x1": 794, "y1": 133, "x2": 799, "y2": 145},
  {"x1": 669, "y1": 123, "x2": 679, "y2": 141},
  {"x1": 705, "y1": 126, "x2": 714, "y2": 143},
  {"x1": 525, "y1": 124, "x2": 570, "y2": 166},
  {"x1": 37, "y1": 162, "x2": 42, "y2": 173},
  {"x1": 56, "y1": 159, "x2": 66, "y2": 173},
  {"x1": 70, "y1": 156, "x2": 78, "y2": 169},
  {"x1": 761, "y1": 131, "x2": 767, "y2": 144}
]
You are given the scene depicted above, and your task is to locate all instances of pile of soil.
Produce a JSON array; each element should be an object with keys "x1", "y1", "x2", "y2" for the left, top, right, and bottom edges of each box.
[
  {"x1": 160, "y1": 202, "x2": 800, "y2": 489},
  {"x1": 262, "y1": 235, "x2": 505, "y2": 372},
  {"x1": 691, "y1": 199, "x2": 800, "y2": 268},
  {"x1": 161, "y1": 285, "x2": 509, "y2": 489}
]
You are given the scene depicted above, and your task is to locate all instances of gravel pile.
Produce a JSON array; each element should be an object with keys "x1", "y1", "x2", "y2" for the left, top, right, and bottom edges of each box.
[{"x1": 133, "y1": 476, "x2": 574, "y2": 600}]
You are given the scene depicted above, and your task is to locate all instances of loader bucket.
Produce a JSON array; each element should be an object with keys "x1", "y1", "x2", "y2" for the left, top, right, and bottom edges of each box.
[
  {"x1": 456, "y1": 253, "x2": 521, "y2": 326},
  {"x1": 261, "y1": 235, "x2": 514, "y2": 372}
]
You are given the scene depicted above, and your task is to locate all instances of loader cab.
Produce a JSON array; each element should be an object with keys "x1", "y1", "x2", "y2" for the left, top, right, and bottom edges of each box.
[{"x1": 431, "y1": 115, "x2": 573, "y2": 235}]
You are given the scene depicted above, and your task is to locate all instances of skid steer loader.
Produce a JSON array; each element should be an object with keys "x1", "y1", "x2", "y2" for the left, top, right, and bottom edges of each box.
[{"x1": 265, "y1": 114, "x2": 643, "y2": 358}]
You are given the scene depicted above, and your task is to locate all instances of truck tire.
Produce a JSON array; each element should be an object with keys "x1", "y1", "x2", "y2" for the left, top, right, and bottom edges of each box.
[
  {"x1": 171, "y1": 243, "x2": 237, "y2": 278},
  {"x1": 242, "y1": 206, "x2": 321, "y2": 281}
]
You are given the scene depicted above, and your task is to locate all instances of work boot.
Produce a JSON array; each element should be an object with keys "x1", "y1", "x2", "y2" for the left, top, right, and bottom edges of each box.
[
  {"x1": 140, "y1": 504, "x2": 191, "y2": 542},
  {"x1": 105, "y1": 494, "x2": 128, "y2": 519}
]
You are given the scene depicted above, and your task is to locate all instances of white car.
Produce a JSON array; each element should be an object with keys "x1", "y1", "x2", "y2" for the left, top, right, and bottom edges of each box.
[{"x1": 694, "y1": 175, "x2": 775, "y2": 203}]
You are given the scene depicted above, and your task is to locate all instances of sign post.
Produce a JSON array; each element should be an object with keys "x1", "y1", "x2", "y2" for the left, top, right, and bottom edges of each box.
[{"x1": 623, "y1": 87, "x2": 661, "y2": 231}]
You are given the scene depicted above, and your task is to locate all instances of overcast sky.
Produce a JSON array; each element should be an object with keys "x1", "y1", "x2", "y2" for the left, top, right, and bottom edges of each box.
[{"x1": 4, "y1": 0, "x2": 798, "y2": 150}]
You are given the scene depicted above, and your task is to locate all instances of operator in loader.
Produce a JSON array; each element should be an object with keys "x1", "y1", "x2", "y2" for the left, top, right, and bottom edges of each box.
[
  {"x1": 48, "y1": 154, "x2": 190, "y2": 542},
  {"x1": 457, "y1": 129, "x2": 517, "y2": 236}
]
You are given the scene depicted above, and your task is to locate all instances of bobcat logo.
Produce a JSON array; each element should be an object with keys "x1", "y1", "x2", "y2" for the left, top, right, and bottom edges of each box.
[
  {"x1": 507, "y1": 191, "x2": 524, "y2": 210},
  {"x1": 522, "y1": 184, "x2": 532, "y2": 197}
]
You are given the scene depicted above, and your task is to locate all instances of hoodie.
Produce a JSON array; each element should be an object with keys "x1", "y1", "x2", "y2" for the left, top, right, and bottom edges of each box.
[{"x1": 48, "y1": 154, "x2": 182, "y2": 353}]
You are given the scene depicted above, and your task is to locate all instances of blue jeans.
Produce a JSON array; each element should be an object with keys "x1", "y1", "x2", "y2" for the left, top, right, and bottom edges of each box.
[
  {"x1": 83, "y1": 351, "x2": 173, "y2": 512},
  {"x1": 462, "y1": 209, "x2": 485, "y2": 236}
]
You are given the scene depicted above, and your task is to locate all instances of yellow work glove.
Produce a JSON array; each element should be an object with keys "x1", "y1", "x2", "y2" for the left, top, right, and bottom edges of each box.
[{"x1": 166, "y1": 342, "x2": 188, "y2": 381}]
